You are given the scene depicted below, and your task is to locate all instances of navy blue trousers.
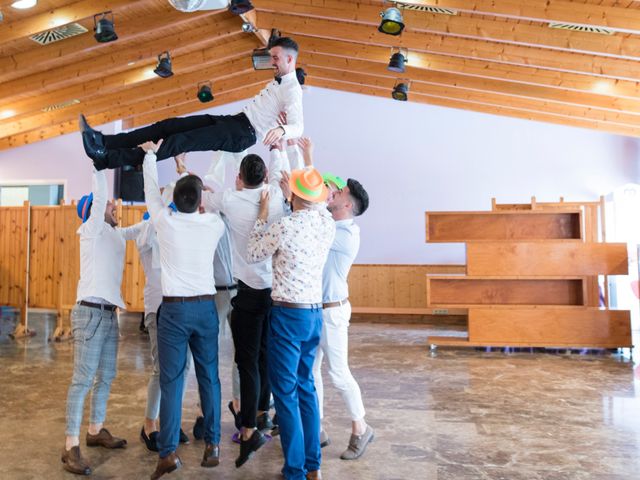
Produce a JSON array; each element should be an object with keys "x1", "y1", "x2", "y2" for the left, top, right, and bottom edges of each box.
[
  {"x1": 268, "y1": 305, "x2": 322, "y2": 480},
  {"x1": 157, "y1": 299, "x2": 221, "y2": 457}
]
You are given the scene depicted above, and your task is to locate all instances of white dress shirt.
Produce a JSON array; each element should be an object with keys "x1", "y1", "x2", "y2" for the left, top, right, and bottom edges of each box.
[
  {"x1": 247, "y1": 209, "x2": 336, "y2": 304},
  {"x1": 76, "y1": 170, "x2": 144, "y2": 308},
  {"x1": 214, "y1": 215, "x2": 235, "y2": 287},
  {"x1": 204, "y1": 184, "x2": 285, "y2": 290},
  {"x1": 243, "y1": 70, "x2": 303, "y2": 142},
  {"x1": 143, "y1": 152, "x2": 225, "y2": 297},
  {"x1": 135, "y1": 220, "x2": 163, "y2": 316},
  {"x1": 322, "y1": 219, "x2": 360, "y2": 303}
]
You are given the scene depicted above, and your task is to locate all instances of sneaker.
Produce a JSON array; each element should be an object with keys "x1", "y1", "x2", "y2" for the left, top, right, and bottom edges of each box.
[
  {"x1": 235, "y1": 430, "x2": 268, "y2": 468},
  {"x1": 340, "y1": 425, "x2": 374, "y2": 460}
]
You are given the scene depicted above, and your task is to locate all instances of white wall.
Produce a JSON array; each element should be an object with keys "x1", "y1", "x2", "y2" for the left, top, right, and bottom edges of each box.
[{"x1": 1, "y1": 86, "x2": 638, "y2": 264}]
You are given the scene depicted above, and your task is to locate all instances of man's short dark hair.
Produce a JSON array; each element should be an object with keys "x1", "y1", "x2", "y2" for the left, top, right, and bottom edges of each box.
[
  {"x1": 240, "y1": 154, "x2": 267, "y2": 187},
  {"x1": 270, "y1": 37, "x2": 299, "y2": 56},
  {"x1": 347, "y1": 178, "x2": 369, "y2": 216},
  {"x1": 173, "y1": 174, "x2": 202, "y2": 213}
]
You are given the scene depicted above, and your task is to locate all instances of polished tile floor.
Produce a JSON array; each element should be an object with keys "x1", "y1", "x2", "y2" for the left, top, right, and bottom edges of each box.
[{"x1": 1, "y1": 313, "x2": 640, "y2": 480}]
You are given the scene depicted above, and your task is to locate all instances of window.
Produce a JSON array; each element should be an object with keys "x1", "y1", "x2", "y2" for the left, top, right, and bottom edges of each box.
[{"x1": 0, "y1": 183, "x2": 64, "y2": 206}]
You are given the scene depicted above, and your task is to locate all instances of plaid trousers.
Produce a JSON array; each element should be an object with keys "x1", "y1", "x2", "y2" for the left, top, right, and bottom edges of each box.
[{"x1": 65, "y1": 304, "x2": 119, "y2": 436}]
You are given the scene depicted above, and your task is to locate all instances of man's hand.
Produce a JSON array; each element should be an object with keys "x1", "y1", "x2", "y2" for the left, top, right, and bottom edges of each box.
[
  {"x1": 279, "y1": 170, "x2": 292, "y2": 202},
  {"x1": 258, "y1": 190, "x2": 270, "y2": 221},
  {"x1": 138, "y1": 139, "x2": 163, "y2": 153},
  {"x1": 174, "y1": 153, "x2": 187, "y2": 175},
  {"x1": 298, "y1": 137, "x2": 314, "y2": 166},
  {"x1": 263, "y1": 126, "x2": 285, "y2": 146},
  {"x1": 270, "y1": 139, "x2": 285, "y2": 151},
  {"x1": 277, "y1": 111, "x2": 287, "y2": 126}
]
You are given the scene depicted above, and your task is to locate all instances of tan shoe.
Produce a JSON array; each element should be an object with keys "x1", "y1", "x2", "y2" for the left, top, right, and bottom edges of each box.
[
  {"x1": 201, "y1": 443, "x2": 220, "y2": 467},
  {"x1": 61, "y1": 446, "x2": 91, "y2": 475},
  {"x1": 150, "y1": 452, "x2": 182, "y2": 480},
  {"x1": 306, "y1": 470, "x2": 323, "y2": 480},
  {"x1": 340, "y1": 425, "x2": 374, "y2": 460},
  {"x1": 86, "y1": 428, "x2": 127, "y2": 449}
]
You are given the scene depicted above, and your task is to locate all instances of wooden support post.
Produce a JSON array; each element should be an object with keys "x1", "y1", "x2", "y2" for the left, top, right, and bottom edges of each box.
[{"x1": 11, "y1": 201, "x2": 34, "y2": 339}]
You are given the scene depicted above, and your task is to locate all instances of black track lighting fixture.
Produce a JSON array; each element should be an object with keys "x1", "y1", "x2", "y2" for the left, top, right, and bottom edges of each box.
[
  {"x1": 379, "y1": 6, "x2": 405, "y2": 36},
  {"x1": 387, "y1": 48, "x2": 408, "y2": 73},
  {"x1": 391, "y1": 79, "x2": 409, "y2": 101},
  {"x1": 228, "y1": 0, "x2": 254, "y2": 15},
  {"x1": 154, "y1": 51, "x2": 173, "y2": 78},
  {"x1": 94, "y1": 11, "x2": 117, "y2": 43},
  {"x1": 197, "y1": 82, "x2": 214, "y2": 103}
]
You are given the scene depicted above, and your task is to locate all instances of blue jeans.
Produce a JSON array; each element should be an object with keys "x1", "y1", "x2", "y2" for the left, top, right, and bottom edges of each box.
[
  {"x1": 268, "y1": 305, "x2": 322, "y2": 480},
  {"x1": 65, "y1": 304, "x2": 119, "y2": 436},
  {"x1": 157, "y1": 299, "x2": 221, "y2": 457}
]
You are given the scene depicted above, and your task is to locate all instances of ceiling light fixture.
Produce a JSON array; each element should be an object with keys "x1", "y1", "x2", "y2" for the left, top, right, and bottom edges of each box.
[
  {"x1": 197, "y1": 82, "x2": 214, "y2": 103},
  {"x1": 379, "y1": 6, "x2": 404, "y2": 36},
  {"x1": 391, "y1": 79, "x2": 409, "y2": 101},
  {"x1": 93, "y1": 11, "x2": 118, "y2": 43},
  {"x1": 228, "y1": 0, "x2": 254, "y2": 15},
  {"x1": 154, "y1": 51, "x2": 174, "y2": 78},
  {"x1": 11, "y1": 0, "x2": 37, "y2": 9},
  {"x1": 387, "y1": 48, "x2": 408, "y2": 73}
]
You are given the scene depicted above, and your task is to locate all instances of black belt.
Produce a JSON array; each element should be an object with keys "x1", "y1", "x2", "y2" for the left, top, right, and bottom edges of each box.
[
  {"x1": 163, "y1": 295, "x2": 215, "y2": 303},
  {"x1": 215, "y1": 285, "x2": 238, "y2": 291},
  {"x1": 273, "y1": 300, "x2": 322, "y2": 309},
  {"x1": 79, "y1": 300, "x2": 117, "y2": 312}
]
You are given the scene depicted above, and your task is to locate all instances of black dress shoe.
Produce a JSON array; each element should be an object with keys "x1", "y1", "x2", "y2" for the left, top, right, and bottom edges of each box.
[
  {"x1": 151, "y1": 452, "x2": 182, "y2": 480},
  {"x1": 79, "y1": 114, "x2": 107, "y2": 167},
  {"x1": 256, "y1": 412, "x2": 273, "y2": 432},
  {"x1": 235, "y1": 430, "x2": 268, "y2": 468},
  {"x1": 179, "y1": 428, "x2": 189, "y2": 444},
  {"x1": 140, "y1": 426, "x2": 159, "y2": 452},
  {"x1": 193, "y1": 416, "x2": 204, "y2": 440},
  {"x1": 228, "y1": 401, "x2": 242, "y2": 431}
]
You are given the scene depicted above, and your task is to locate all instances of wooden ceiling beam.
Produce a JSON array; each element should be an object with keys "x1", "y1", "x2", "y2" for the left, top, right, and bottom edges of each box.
[
  {"x1": 0, "y1": 14, "x2": 242, "y2": 105},
  {"x1": 380, "y1": 0, "x2": 640, "y2": 35},
  {"x1": 299, "y1": 51, "x2": 640, "y2": 114},
  {"x1": 0, "y1": 54, "x2": 261, "y2": 137},
  {"x1": 0, "y1": 82, "x2": 266, "y2": 151},
  {"x1": 257, "y1": 10, "x2": 640, "y2": 80},
  {"x1": 0, "y1": 0, "x2": 146, "y2": 45},
  {"x1": 254, "y1": 0, "x2": 640, "y2": 59},
  {"x1": 293, "y1": 35, "x2": 640, "y2": 100},
  {"x1": 306, "y1": 76, "x2": 640, "y2": 138},
  {"x1": 306, "y1": 65, "x2": 640, "y2": 128},
  {"x1": 0, "y1": 6, "x2": 223, "y2": 83},
  {"x1": 0, "y1": 35, "x2": 259, "y2": 120}
]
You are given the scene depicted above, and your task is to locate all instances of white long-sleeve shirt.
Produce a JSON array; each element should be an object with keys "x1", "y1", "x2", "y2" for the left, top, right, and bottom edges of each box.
[
  {"x1": 76, "y1": 170, "x2": 144, "y2": 308},
  {"x1": 243, "y1": 70, "x2": 303, "y2": 142},
  {"x1": 143, "y1": 152, "x2": 225, "y2": 297},
  {"x1": 135, "y1": 220, "x2": 162, "y2": 316}
]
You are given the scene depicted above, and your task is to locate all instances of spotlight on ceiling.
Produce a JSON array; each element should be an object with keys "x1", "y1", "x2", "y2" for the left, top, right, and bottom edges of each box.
[
  {"x1": 252, "y1": 48, "x2": 272, "y2": 70},
  {"x1": 154, "y1": 51, "x2": 174, "y2": 78},
  {"x1": 379, "y1": 6, "x2": 404, "y2": 36},
  {"x1": 228, "y1": 0, "x2": 254, "y2": 15},
  {"x1": 241, "y1": 21, "x2": 256, "y2": 33},
  {"x1": 391, "y1": 80, "x2": 409, "y2": 101},
  {"x1": 93, "y1": 11, "x2": 117, "y2": 43},
  {"x1": 197, "y1": 82, "x2": 214, "y2": 103},
  {"x1": 11, "y1": 0, "x2": 37, "y2": 9},
  {"x1": 387, "y1": 48, "x2": 407, "y2": 73}
]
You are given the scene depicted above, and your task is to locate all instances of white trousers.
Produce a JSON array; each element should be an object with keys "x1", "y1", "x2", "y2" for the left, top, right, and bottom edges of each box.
[{"x1": 312, "y1": 302, "x2": 365, "y2": 422}]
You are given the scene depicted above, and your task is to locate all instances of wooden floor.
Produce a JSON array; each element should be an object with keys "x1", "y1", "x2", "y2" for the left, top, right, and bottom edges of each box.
[{"x1": 0, "y1": 313, "x2": 639, "y2": 479}]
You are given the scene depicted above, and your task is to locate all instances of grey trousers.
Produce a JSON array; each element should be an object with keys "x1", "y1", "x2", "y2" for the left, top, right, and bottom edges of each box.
[
  {"x1": 216, "y1": 288, "x2": 240, "y2": 400},
  {"x1": 65, "y1": 304, "x2": 119, "y2": 436}
]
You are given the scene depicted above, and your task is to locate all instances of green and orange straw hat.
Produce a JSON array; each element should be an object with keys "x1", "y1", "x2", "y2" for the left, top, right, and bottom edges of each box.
[{"x1": 289, "y1": 167, "x2": 329, "y2": 203}]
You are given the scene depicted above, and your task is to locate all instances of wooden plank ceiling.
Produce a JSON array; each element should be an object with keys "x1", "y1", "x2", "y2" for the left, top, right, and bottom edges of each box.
[{"x1": 0, "y1": 0, "x2": 640, "y2": 152}]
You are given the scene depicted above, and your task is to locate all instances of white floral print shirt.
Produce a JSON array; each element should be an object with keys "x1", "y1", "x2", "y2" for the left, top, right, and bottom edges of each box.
[{"x1": 247, "y1": 208, "x2": 336, "y2": 304}]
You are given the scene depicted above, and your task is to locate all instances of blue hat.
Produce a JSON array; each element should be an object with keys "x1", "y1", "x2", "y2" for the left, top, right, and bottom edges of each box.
[
  {"x1": 168, "y1": 202, "x2": 177, "y2": 212},
  {"x1": 142, "y1": 211, "x2": 150, "y2": 221},
  {"x1": 77, "y1": 193, "x2": 93, "y2": 223}
]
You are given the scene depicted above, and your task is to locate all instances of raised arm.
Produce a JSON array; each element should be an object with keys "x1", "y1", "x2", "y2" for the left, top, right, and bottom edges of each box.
[
  {"x1": 246, "y1": 191, "x2": 283, "y2": 263},
  {"x1": 82, "y1": 168, "x2": 108, "y2": 237},
  {"x1": 140, "y1": 140, "x2": 166, "y2": 223},
  {"x1": 119, "y1": 219, "x2": 147, "y2": 241}
]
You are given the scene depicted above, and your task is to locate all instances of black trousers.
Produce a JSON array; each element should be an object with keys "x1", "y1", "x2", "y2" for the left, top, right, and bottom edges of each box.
[
  {"x1": 230, "y1": 280, "x2": 272, "y2": 429},
  {"x1": 103, "y1": 112, "x2": 257, "y2": 168}
]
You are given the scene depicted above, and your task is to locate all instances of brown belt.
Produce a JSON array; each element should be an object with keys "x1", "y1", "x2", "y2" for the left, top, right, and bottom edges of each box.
[
  {"x1": 162, "y1": 294, "x2": 215, "y2": 303},
  {"x1": 272, "y1": 300, "x2": 322, "y2": 309},
  {"x1": 79, "y1": 300, "x2": 117, "y2": 312},
  {"x1": 322, "y1": 298, "x2": 349, "y2": 309}
]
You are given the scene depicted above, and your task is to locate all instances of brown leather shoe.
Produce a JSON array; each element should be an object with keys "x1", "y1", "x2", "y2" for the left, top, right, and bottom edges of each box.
[
  {"x1": 86, "y1": 428, "x2": 127, "y2": 449},
  {"x1": 306, "y1": 470, "x2": 322, "y2": 480},
  {"x1": 61, "y1": 446, "x2": 91, "y2": 475},
  {"x1": 150, "y1": 452, "x2": 182, "y2": 480},
  {"x1": 201, "y1": 443, "x2": 220, "y2": 467}
]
